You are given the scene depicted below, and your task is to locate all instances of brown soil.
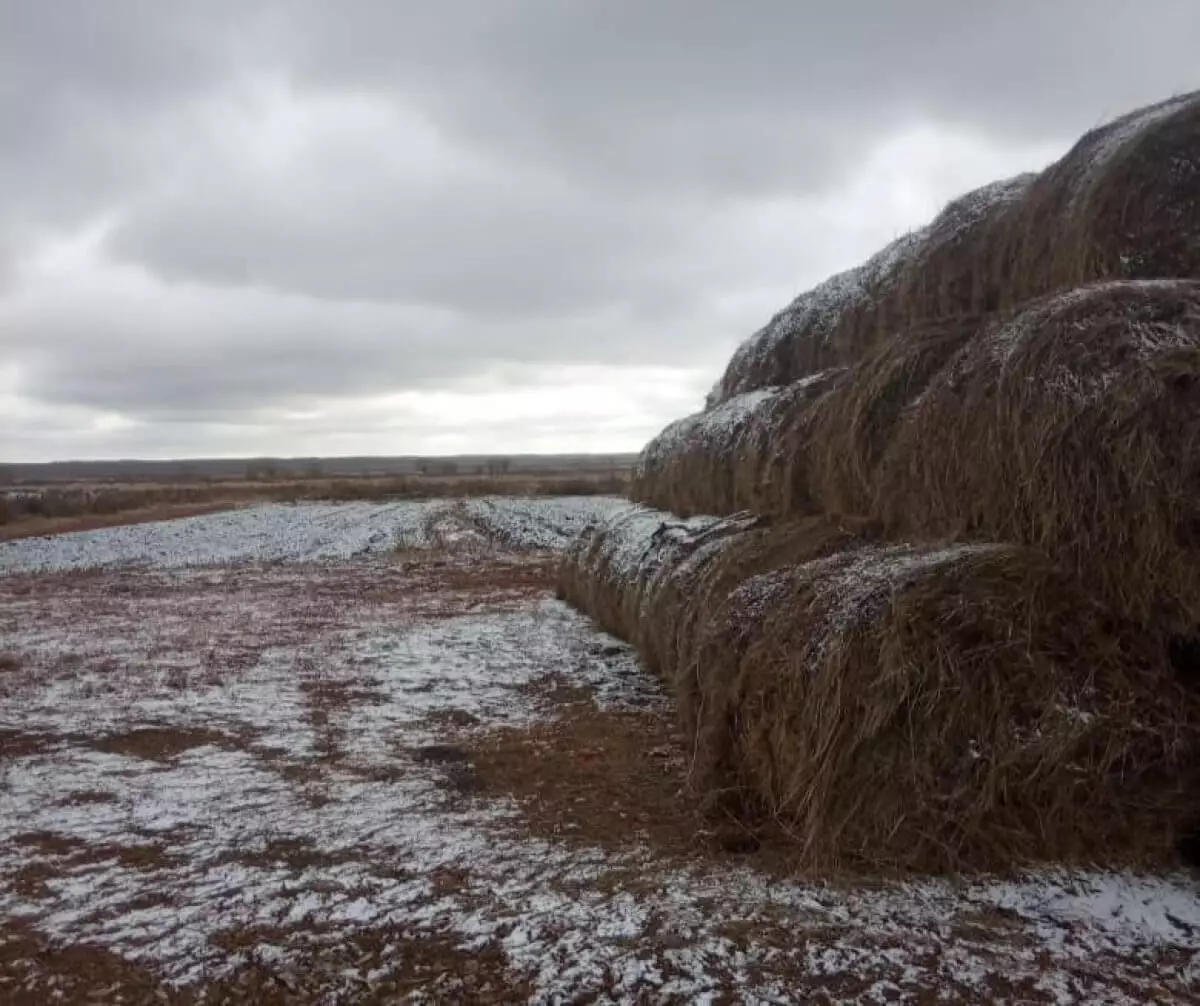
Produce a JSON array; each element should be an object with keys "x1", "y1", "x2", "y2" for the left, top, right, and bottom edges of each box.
[
  {"x1": 465, "y1": 688, "x2": 784, "y2": 866},
  {"x1": 86, "y1": 726, "x2": 239, "y2": 762},
  {"x1": 0, "y1": 728, "x2": 56, "y2": 760},
  {"x1": 0, "y1": 920, "x2": 532, "y2": 1005}
]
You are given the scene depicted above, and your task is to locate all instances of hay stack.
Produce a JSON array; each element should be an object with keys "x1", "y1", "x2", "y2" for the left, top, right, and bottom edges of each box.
[
  {"x1": 561, "y1": 92, "x2": 1200, "y2": 875},
  {"x1": 877, "y1": 280, "x2": 1200, "y2": 637},
  {"x1": 709, "y1": 90, "x2": 1200, "y2": 406},
  {"x1": 639, "y1": 280, "x2": 1200, "y2": 633},
  {"x1": 561, "y1": 507, "x2": 1200, "y2": 871}
]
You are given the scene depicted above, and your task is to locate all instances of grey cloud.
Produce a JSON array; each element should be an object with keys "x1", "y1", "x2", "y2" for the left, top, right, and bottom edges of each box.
[
  {"x1": 279, "y1": 0, "x2": 1200, "y2": 191},
  {"x1": 2, "y1": 260, "x2": 733, "y2": 421},
  {"x1": 2, "y1": 0, "x2": 1199, "y2": 458}
]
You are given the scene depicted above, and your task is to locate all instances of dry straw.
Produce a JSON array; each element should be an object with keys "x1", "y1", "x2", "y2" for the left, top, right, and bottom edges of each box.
[
  {"x1": 561, "y1": 507, "x2": 1200, "y2": 872},
  {"x1": 877, "y1": 279, "x2": 1200, "y2": 637},
  {"x1": 637, "y1": 280, "x2": 1200, "y2": 641},
  {"x1": 632, "y1": 370, "x2": 841, "y2": 518}
]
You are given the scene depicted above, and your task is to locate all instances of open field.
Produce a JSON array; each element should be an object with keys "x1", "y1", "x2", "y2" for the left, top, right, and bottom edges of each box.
[
  {"x1": 0, "y1": 460, "x2": 632, "y2": 542},
  {"x1": 1, "y1": 500, "x2": 1199, "y2": 1003}
]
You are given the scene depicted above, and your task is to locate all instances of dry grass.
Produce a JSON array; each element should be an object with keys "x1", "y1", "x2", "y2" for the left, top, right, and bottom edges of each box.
[
  {"x1": 0, "y1": 919, "x2": 531, "y2": 1005},
  {"x1": 0, "y1": 469, "x2": 629, "y2": 539},
  {"x1": 0, "y1": 502, "x2": 245, "y2": 542},
  {"x1": 561, "y1": 509, "x2": 1200, "y2": 873},
  {"x1": 86, "y1": 726, "x2": 239, "y2": 762},
  {"x1": 634, "y1": 316, "x2": 981, "y2": 518},
  {"x1": 632, "y1": 370, "x2": 842, "y2": 517},
  {"x1": 465, "y1": 687, "x2": 706, "y2": 856}
]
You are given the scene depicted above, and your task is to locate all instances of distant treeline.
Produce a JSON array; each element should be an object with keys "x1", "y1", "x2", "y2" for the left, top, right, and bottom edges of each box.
[{"x1": 0, "y1": 454, "x2": 637, "y2": 486}]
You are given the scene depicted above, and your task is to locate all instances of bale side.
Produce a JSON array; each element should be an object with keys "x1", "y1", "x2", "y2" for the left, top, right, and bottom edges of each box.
[
  {"x1": 559, "y1": 506, "x2": 871, "y2": 673},
  {"x1": 636, "y1": 316, "x2": 979, "y2": 520},
  {"x1": 876, "y1": 279, "x2": 1200, "y2": 637},
  {"x1": 632, "y1": 370, "x2": 840, "y2": 518},
  {"x1": 562, "y1": 510, "x2": 1200, "y2": 872},
  {"x1": 686, "y1": 543, "x2": 1200, "y2": 872}
]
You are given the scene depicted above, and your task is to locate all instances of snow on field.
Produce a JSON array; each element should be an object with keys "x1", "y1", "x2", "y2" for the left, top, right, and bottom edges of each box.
[
  {"x1": 1, "y1": 503, "x2": 1199, "y2": 1003},
  {"x1": 464, "y1": 495, "x2": 629, "y2": 551},
  {"x1": 0, "y1": 496, "x2": 628, "y2": 574}
]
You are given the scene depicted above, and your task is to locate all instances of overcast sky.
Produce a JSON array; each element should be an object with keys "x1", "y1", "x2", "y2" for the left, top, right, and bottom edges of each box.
[{"x1": 3, "y1": 1, "x2": 1197, "y2": 461}]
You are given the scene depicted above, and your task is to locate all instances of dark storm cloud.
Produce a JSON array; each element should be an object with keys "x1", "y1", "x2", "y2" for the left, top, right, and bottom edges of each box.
[{"x1": 2, "y1": 0, "x2": 1198, "y2": 458}]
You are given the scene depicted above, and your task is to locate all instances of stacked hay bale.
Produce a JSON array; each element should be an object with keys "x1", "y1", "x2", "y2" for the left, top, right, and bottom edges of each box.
[
  {"x1": 561, "y1": 512, "x2": 1200, "y2": 871},
  {"x1": 563, "y1": 91, "x2": 1200, "y2": 873}
]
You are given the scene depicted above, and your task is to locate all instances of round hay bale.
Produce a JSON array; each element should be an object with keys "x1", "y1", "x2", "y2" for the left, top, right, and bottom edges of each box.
[
  {"x1": 559, "y1": 508, "x2": 876, "y2": 676},
  {"x1": 637, "y1": 316, "x2": 979, "y2": 522},
  {"x1": 637, "y1": 513, "x2": 879, "y2": 688},
  {"x1": 989, "y1": 91, "x2": 1200, "y2": 302},
  {"x1": 684, "y1": 542, "x2": 1200, "y2": 872},
  {"x1": 708, "y1": 90, "x2": 1200, "y2": 407},
  {"x1": 876, "y1": 279, "x2": 1200, "y2": 639},
  {"x1": 633, "y1": 370, "x2": 841, "y2": 517},
  {"x1": 804, "y1": 316, "x2": 982, "y2": 515},
  {"x1": 711, "y1": 232, "x2": 923, "y2": 405},
  {"x1": 887, "y1": 174, "x2": 1034, "y2": 323},
  {"x1": 558, "y1": 506, "x2": 726, "y2": 648}
]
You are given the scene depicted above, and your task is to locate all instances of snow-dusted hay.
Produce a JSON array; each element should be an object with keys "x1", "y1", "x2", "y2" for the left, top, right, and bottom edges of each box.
[
  {"x1": 710, "y1": 90, "x2": 1200, "y2": 405},
  {"x1": 631, "y1": 370, "x2": 841, "y2": 518},
  {"x1": 878, "y1": 280, "x2": 1200, "y2": 638},
  {"x1": 711, "y1": 230, "x2": 927, "y2": 405},
  {"x1": 561, "y1": 508, "x2": 1200, "y2": 872},
  {"x1": 635, "y1": 317, "x2": 979, "y2": 520},
  {"x1": 691, "y1": 542, "x2": 1200, "y2": 872},
  {"x1": 804, "y1": 316, "x2": 981, "y2": 516}
]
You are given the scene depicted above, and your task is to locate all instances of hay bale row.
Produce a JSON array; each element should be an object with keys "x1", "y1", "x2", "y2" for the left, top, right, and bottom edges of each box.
[
  {"x1": 635, "y1": 280, "x2": 1200, "y2": 637},
  {"x1": 710, "y1": 91, "x2": 1200, "y2": 405},
  {"x1": 560, "y1": 506, "x2": 1200, "y2": 872}
]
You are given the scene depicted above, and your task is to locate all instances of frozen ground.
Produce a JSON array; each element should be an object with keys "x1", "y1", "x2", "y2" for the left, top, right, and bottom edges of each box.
[
  {"x1": 1, "y1": 502, "x2": 1198, "y2": 1003},
  {"x1": 0, "y1": 496, "x2": 628, "y2": 574}
]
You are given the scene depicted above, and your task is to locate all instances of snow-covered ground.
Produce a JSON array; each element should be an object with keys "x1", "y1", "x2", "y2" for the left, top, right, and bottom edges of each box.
[
  {"x1": 1, "y1": 502, "x2": 1198, "y2": 1003},
  {"x1": 0, "y1": 496, "x2": 628, "y2": 574}
]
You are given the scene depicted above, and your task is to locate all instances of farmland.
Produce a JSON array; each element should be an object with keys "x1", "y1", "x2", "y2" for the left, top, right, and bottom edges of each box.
[{"x1": 0, "y1": 500, "x2": 1198, "y2": 1003}]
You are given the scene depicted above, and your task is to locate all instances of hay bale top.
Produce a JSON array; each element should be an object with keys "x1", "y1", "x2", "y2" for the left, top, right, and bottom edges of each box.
[
  {"x1": 908, "y1": 174, "x2": 1034, "y2": 258},
  {"x1": 1065, "y1": 91, "x2": 1199, "y2": 209},
  {"x1": 730, "y1": 542, "x2": 1006, "y2": 653},
  {"x1": 648, "y1": 370, "x2": 836, "y2": 469},
  {"x1": 645, "y1": 385, "x2": 787, "y2": 468},
  {"x1": 710, "y1": 231, "x2": 925, "y2": 404},
  {"x1": 575, "y1": 505, "x2": 726, "y2": 585},
  {"x1": 960, "y1": 278, "x2": 1200, "y2": 402},
  {"x1": 710, "y1": 177, "x2": 1033, "y2": 405}
]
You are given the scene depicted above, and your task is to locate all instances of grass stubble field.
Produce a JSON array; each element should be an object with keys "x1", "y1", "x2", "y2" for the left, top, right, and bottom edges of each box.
[{"x1": 0, "y1": 498, "x2": 1198, "y2": 1004}]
